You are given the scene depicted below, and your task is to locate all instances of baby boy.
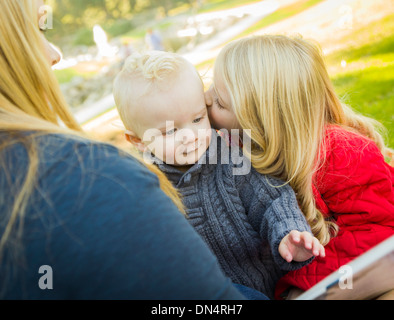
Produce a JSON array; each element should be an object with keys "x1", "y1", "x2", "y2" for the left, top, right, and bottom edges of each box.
[{"x1": 113, "y1": 51, "x2": 324, "y2": 299}]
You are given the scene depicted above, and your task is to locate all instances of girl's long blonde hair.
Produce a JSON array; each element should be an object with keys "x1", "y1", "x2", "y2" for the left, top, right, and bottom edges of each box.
[
  {"x1": 0, "y1": 0, "x2": 184, "y2": 259},
  {"x1": 214, "y1": 34, "x2": 387, "y2": 245}
]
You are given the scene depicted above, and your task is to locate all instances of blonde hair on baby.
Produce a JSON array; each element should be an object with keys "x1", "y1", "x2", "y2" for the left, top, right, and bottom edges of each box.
[
  {"x1": 113, "y1": 51, "x2": 192, "y2": 133},
  {"x1": 214, "y1": 34, "x2": 388, "y2": 245}
]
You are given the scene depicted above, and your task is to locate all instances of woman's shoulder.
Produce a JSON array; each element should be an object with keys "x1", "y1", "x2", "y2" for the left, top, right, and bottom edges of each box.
[
  {"x1": 1, "y1": 131, "x2": 153, "y2": 189},
  {"x1": 37, "y1": 132, "x2": 146, "y2": 171},
  {"x1": 1, "y1": 130, "x2": 125, "y2": 157},
  {"x1": 36, "y1": 132, "x2": 127, "y2": 156}
]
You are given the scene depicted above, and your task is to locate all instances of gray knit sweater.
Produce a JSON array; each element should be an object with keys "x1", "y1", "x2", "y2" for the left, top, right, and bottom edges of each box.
[{"x1": 155, "y1": 133, "x2": 312, "y2": 299}]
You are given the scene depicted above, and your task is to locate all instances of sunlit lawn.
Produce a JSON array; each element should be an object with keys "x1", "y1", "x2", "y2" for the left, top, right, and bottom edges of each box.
[
  {"x1": 54, "y1": 68, "x2": 96, "y2": 84},
  {"x1": 326, "y1": 15, "x2": 394, "y2": 149},
  {"x1": 53, "y1": 68, "x2": 77, "y2": 84},
  {"x1": 196, "y1": 0, "x2": 262, "y2": 13}
]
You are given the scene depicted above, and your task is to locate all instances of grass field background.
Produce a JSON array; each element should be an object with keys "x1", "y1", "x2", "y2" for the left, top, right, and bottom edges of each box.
[
  {"x1": 55, "y1": 0, "x2": 393, "y2": 151},
  {"x1": 325, "y1": 14, "x2": 394, "y2": 148}
]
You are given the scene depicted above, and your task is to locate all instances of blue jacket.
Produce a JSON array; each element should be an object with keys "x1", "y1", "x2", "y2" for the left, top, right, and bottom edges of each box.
[{"x1": 0, "y1": 132, "x2": 245, "y2": 300}]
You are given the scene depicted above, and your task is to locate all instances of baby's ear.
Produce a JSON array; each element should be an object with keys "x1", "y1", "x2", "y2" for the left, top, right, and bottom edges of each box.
[{"x1": 125, "y1": 130, "x2": 145, "y2": 152}]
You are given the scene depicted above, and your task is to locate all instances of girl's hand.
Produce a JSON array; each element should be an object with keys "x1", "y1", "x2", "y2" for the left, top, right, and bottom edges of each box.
[{"x1": 279, "y1": 230, "x2": 325, "y2": 263}]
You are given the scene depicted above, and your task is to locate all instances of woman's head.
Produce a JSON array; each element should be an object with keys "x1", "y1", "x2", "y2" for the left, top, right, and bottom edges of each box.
[
  {"x1": 0, "y1": 0, "x2": 185, "y2": 262},
  {"x1": 0, "y1": 0, "x2": 80, "y2": 132}
]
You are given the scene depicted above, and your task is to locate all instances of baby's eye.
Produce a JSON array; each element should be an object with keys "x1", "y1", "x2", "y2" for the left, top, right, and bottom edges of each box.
[
  {"x1": 193, "y1": 117, "x2": 204, "y2": 124},
  {"x1": 165, "y1": 128, "x2": 177, "y2": 135}
]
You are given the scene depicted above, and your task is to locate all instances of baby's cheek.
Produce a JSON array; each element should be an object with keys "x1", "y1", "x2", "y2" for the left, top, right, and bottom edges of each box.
[
  {"x1": 144, "y1": 137, "x2": 165, "y2": 162},
  {"x1": 163, "y1": 138, "x2": 178, "y2": 165},
  {"x1": 205, "y1": 127, "x2": 213, "y2": 145}
]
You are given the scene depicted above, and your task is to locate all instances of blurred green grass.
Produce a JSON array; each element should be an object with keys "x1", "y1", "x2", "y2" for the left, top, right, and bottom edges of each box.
[
  {"x1": 196, "y1": 0, "x2": 261, "y2": 13},
  {"x1": 54, "y1": 67, "x2": 96, "y2": 84},
  {"x1": 326, "y1": 14, "x2": 394, "y2": 149}
]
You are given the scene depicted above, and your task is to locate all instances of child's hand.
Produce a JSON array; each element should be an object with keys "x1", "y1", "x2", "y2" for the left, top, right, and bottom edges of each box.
[{"x1": 279, "y1": 230, "x2": 325, "y2": 263}]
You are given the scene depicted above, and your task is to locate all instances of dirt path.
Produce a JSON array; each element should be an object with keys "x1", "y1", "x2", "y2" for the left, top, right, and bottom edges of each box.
[{"x1": 256, "y1": 0, "x2": 394, "y2": 54}]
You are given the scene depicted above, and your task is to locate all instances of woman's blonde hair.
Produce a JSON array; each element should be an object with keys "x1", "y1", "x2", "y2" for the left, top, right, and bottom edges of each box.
[
  {"x1": 214, "y1": 34, "x2": 388, "y2": 245},
  {"x1": 0, "y1": 0, "x2": 184, "y2": 259}
]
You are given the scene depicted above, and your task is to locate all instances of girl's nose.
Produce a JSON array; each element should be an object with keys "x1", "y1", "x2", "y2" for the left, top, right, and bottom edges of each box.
[{"x1": 49, "y1": 45, "x2": 61, "y2": 66}]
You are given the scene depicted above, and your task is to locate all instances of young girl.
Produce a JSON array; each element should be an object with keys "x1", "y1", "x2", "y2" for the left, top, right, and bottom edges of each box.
[{"x1": 206, "y1": 34, "x2": 394, "y2": 299}]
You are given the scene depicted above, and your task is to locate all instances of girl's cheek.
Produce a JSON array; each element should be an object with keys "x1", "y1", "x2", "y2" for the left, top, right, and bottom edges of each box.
[
  {"x1": 207, "y1": 108, "x2": 222, "y2": 129},
  {"x1": 207, "y1": 106, "x2": 216, "y2": 122},
  {"x1": 213, "y1": 111, "x2": 232, "y2": 131}
]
